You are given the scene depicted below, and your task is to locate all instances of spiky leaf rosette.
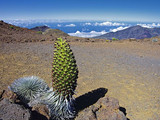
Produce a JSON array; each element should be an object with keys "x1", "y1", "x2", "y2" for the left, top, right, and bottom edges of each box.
[
  {"x1": 9, "y1": 76, "x2": 49, "y2": 105},
  {"x1": 39, "y1": 89, "x2": 76, "y2": 120},
  {"x1": 52, "y1": 38, "x2": 78, "y2": 98}
]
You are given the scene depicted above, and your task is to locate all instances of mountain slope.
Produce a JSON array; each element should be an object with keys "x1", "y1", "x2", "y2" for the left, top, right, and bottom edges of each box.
[
  {"x1": 94, "y1": 25, "x2": 160, "y2": 40},
  {"x1": 0, "y1": 21, "x2": 68, "y2": 42},
  {"x1": 0, "y1": 20, "x2": 55, "y2": 42},
  {"x1": 0, "y1": 20, "x2": 104, "y2": 43}
]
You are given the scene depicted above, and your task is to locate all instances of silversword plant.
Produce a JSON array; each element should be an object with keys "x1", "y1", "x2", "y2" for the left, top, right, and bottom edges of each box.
[{"x1": 9, "y1": 38, "x2": 78, "y2": 120}]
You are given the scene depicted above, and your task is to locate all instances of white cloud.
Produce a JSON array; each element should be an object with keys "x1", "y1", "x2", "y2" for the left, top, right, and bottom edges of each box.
[
  {"x1": 94, "y1": 21, "x2": 125, "y2": 26},
  {"x1": 65, "y1": 24, "x2": 76, "y2": 27},
  {"x1": 82, "y1": 21, "x2": 125, "y2": 26},
  {"x1": 84, "y1": 22, "x2": 92, "y2": 25},
  {"x1": 68, "y1": 30, "x2": 107, "y2": 38},
  {"x1": 110, "y1": 26, "x2": 129, "y2": 32},
  {"x1": 44, "y1": 24, "x2": 50, "y2": 27},
  {"x1": 57, "y1": 24, "x2": 61, "y2": 27},
  {"x1": 137, "y1": 23, "x2": 160, "y2": 28}
]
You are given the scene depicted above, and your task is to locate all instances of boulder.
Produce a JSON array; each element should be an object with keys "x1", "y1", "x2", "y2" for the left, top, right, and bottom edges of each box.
[
  {"x1": 0, "y1": 98, "x2": 31, "y2": 120},
  {"x1": 76, "y1": 96, "x2": 127, "y2": 120}
]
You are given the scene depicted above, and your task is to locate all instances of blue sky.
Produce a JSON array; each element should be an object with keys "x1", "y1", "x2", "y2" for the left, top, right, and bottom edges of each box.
[{"x1": 0, "y1": 0, "x2": 160, "y2": 22}]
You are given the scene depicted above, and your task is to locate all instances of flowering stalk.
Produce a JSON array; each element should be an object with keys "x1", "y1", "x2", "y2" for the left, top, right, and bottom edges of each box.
[{"x1": 46, "y1": 38, "x2": 78, "y2": 119}]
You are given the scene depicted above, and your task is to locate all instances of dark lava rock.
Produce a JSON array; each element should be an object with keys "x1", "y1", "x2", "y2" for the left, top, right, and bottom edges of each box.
[
  {"x1": 76, "y1": 96, "x2": 127, "y2": 120},
  {"x1": 0, "y1": 88, "x2": 127, "y2": 120},
  {"x1": 0, "y1": 98, "x2": 31, "y2": 120},
  {"x1": 0, "y1": 89, "x2": 49, "y2": 120}
]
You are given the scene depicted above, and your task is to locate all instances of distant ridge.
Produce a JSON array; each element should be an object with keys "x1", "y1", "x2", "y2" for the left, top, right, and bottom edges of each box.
[
  {"x1": 30, "y1": 25, "x2": 50, "y2": 32},
  {"x1": 43, "y1": 29, "x2": 69, "y2": 37},
  {"x1": 94, "y1": 25, "x2": 160, "y2": 40},
  {"x1": 30, "y1": 26, "x2": 69, "y2": 37}
]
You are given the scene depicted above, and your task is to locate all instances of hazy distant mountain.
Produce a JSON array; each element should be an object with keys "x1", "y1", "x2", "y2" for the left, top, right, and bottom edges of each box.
[
  {"x1": 30, "y1": 25, "x2": 69, "y2": 37},
  {"x1": 30, "y1": 25, "x2": 50, "y2": 32},
  {"x1": 94, "y1": 25, "x2": 160, "y2": 40},
  {"x1": 43, "y1": 29, "x2": 69, "y2": 37}
]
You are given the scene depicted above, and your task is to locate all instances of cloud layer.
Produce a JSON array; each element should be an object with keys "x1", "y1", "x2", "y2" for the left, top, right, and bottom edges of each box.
[
  {"x1": 83, "y1": 21, "x2": 126, "y2": 26},
  {"x1": 137, "y1": 23, "x2": 160, "y2": 28},
  {"x1": 83, "y1": 22, "x2": 92, "y2": 25},
  {"x1": 57, "y1": 24, "x2": 61, "y2": 27},
  {"x1": 94, "y1": 21, "x2": 125, "y2": 26},
  {"x1": 68, "y1": 30, "x2": 107, "y2": 38},
  {"x1": 69, "y1": 26, "x2": 129, "y2": 38},
  {"x1": 65, "y1": 24, "x2": 76, "y2": 27},
  {"x1": 110, "y1": 26, "x2": 129, "y2": 32}
]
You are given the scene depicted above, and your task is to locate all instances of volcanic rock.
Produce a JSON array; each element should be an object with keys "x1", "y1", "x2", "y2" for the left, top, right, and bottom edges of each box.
[
  {"x1": 0, "y1": 98, "x2": 31, "y2": 120},
  {"x1": 76, "y1": 96, "x2": 127, "y2": 120}
]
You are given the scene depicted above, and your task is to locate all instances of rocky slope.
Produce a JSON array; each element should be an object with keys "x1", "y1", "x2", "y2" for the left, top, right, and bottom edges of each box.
[
  {"x1": 0, "y1": 20, "x2": 104, "y2": 43},
  {"x1": 0, "y1": 20, "x2": 56, "y2": 42},
  {"x1": 94, "y1": 25, "x2": 160, "y2": 40}
]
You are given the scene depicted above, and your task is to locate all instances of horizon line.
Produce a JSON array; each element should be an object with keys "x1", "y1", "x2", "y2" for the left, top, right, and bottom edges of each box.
[{"x1": 1, "y1": 18, "x2": 160, "y2": 23}]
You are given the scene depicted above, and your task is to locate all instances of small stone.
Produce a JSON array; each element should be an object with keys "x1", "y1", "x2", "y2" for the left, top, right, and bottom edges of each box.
[{"x1": 1, "y1": 88, "x2": 20, "y2": 103}]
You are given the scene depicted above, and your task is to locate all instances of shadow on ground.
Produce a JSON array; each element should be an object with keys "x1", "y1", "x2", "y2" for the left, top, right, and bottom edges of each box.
[
  {"x1": 75, "y1": 87, "x2": 130, "y2": 120},
  {"x1": 75, "y1": 87, "x2": 108, "y2": 111},
  {"x1": 31, "y1": 111, "x2": 48, "y2": 120},
  {"x1": 119, "y1": 107, "x2": 130, "y2": 120}
]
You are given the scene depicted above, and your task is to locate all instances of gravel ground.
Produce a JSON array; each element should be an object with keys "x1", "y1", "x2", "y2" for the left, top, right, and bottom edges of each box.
[{"x1": 0, "y1": 41, "x2": 160, "y2": 120}]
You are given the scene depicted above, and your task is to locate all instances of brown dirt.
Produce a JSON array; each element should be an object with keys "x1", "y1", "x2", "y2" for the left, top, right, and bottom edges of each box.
[{"x1": 0, "y1": 40, "x2": 160, "y2": 120}]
